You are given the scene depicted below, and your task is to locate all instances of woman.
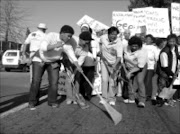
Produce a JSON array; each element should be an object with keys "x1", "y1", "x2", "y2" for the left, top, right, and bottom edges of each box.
[
  {"x1": 156, "y1": 34, "x2": 180, "y2": 106},
  {"x1": 143, "y1": 34, "x2": 157, "y2": 99},
  {"x1": 150, "y1": 38, "x2": 166, "y2": 105},
  {"x1": 123, "y1": 36, "x2": 147, "y2": 108}
]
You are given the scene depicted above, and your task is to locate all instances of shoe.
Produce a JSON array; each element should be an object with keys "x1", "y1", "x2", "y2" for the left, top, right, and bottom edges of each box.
[
  {"x1": 129, "y1": 99, "x2": 135, "y2": 103},
  {"x1": 156, "y1": 96, "x2": 165, "y2": 107},
  {"x1": 29, "y1": 104, "x2": 36, "y2": 110},
  {"x1": 138, "y1": 102, "x2": 145, "y2": 108},
  {"x1": 151, "y1": 99, "x2": 157, "y2": 105},
  {"x1": 48, "y1": 103, "x2": 59, "y2": 108},
  {"x1": 124, "y1": 99, "x2": 135, "y2": 104},
  {"x1": 66, "y1": 100, "x2": 73, "y2": 105},
  {"x1": 123, "y1": 99, "x2": 129, "y2": 103},
  {"x1": 109, "y1": 101, "x2": 115, "y2": 106},
  {"x1": 99, "y1": 100, "x2": 104, "y2": 104},
  {"x1": 72, "y1": 101, "x2": 77, "y2": 104},
  {"x1": 116, "y1": 93, "x2": 122, "y2": 97}
]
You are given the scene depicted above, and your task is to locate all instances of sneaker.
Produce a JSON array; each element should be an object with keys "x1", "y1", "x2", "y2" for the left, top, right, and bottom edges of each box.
[
  {"x1": 66, "y1": 100, "x2": 73, "y2": 105},
  {"x1": 29, "y1": 104, "x2": 36, "y2": 110},
  {"x1": 116, "y1": 93, "x2": 122, "y2": 97},
  {"x1": 99, "y1": 99, "x2": 105, "y2": 104},
  {"x1": 151, "y1": 99, "x2": 157, "y2": 105},
  {"x1": 109, "y1": 101, "x2": 115, "y2": 106},
  {"x1": 138, "y1": 102, "x2": 145, "y2": 108},
  {"x1": 124, "y1": 99, "x2": 135, "y2": 104},
  {"x1": 129, "y1": 99, "x2": 135, "y2": 103},
  {"x1": 123, "y1": 99, "x2": 129, "y2": 103},
  {"x1": 72, "y1": 101, "x2": 77, "y2": 104},
  {"x1": 48, "y1": 103, "x2": 59, "y2": 108}
]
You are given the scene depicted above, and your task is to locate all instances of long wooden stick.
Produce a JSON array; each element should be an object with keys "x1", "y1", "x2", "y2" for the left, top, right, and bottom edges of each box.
[{"x1": 80, "y1": 71, "x2": 122, "y2": 125}]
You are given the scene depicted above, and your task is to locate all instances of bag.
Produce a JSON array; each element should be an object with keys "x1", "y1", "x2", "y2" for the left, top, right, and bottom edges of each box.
[
  {"x1": 158, "y1": 67, "x2": 180, "y2": 99},
  {"x1": 58, "y1": 70, "x2": 72, "y2": 95},
  {"x1": 92, "y1": 74, "x2": 102, "y2": 95}
]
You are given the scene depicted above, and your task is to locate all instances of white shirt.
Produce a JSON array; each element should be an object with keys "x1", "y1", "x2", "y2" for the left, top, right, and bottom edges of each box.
[
  {"x1": 100, "y1": 34, "x2": 123, "y2": 65},
  {"x1": 143, "y1": 44, "x2": 160, "y2": 70},
  {"x1": 74, "y1": 34, "x2": 100, "y2": 60},
  {"x1": 124, "y1": 46, "x2": 147, "y2": 71},
  {"x1": 24, "y1": 30, "x2": 46, "y2": 62},
  {"x1": 39, "y1": 32, "x2": 77, "y2": 63},
  {"x1": 76, "y1": 50, "x2": 95, "y2": 67}
]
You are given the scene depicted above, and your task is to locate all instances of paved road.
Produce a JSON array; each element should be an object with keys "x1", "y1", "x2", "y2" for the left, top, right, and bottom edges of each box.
[
  {"x1": 0, "y1": 70, "x2": 48, "y2": 113},
  {"x1": 0, "y1": 71, "x2": 180, "y2": 134}
]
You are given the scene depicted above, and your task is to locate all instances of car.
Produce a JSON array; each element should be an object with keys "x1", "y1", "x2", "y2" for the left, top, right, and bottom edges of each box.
[{"x1": 2, "y1": 50, "x2": 30, "y2": 72}]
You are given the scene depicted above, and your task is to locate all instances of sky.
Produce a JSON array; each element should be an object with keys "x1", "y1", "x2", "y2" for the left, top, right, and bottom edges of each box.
[{"x1": 17, "y1": 0, "x2": 130, "y2": 36}]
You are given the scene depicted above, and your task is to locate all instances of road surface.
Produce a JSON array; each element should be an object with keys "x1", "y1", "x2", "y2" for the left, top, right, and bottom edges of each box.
[{"x1": 0, "y1": 71, "x2": 180, "y2": 134}]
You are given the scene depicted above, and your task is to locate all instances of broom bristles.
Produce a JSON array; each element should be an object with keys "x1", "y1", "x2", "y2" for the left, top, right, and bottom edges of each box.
[{"x1": 81, "y1": 72, "x2": 122, "y2": 125}]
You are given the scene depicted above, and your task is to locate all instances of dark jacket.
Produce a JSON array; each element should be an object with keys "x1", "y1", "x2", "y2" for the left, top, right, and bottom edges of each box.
[{"x1": 157, "y1": 45, "x2": 180, "y2": 78}]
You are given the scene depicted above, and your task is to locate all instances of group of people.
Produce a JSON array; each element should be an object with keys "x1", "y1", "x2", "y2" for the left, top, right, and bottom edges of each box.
[{"x1": 22, "y1": 22, "x2": 180, "y2": 110}]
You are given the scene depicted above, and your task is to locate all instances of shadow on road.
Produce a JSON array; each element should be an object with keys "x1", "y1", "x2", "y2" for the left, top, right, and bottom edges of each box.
[{"x1": 0, "y1": 86, "x2": 48, "y2": 114}]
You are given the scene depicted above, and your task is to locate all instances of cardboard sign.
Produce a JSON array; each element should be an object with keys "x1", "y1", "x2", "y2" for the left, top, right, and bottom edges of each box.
[
  {"x1": 92, "y1": 74, "x2": 102, "y2": 95},
  {"x1": 58, "y1": 71, "x2": 72, "y2": 95},
  {"x1": 171, "y1": 3, "x2": 180, "y2": 36},
  {"x1": 112, "y1": 11, "x2": 137, "y2": 35},
  {"x1": 145, "y1": 8, "x2": 170, "y2": 38},
  {"x1": 77, "y1": 15, "x2": 109, "y2": 33}
]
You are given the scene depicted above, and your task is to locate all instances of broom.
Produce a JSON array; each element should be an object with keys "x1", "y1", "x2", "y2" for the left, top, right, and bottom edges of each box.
[
  {"x1": 80, "y1": 71, "x2": 122, "y2": 125},
  {"x1": 65, "y1": 68, "x2": 89, "y2": 109}
]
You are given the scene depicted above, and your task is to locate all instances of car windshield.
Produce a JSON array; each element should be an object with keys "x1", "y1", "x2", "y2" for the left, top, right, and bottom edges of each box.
[{"x1": 5, "y1": 52, "x2": 17, "y2": 56}]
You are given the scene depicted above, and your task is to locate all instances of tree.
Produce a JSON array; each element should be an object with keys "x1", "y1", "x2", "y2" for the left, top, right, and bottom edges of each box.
[
  {"x1": 25, "y1": 27, "x2": 31, "y2": 38},
  {"x1": 0, "y1": 0, "x2": 29, "y2": 43},
  {"x1": 128, "y1": 0, "x2": 180, "y2": 11}
]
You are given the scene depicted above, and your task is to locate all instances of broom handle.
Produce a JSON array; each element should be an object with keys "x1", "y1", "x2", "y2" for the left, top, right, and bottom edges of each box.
[{"x1": 80, "y1": 71, "x2": 104, "y2": 100}]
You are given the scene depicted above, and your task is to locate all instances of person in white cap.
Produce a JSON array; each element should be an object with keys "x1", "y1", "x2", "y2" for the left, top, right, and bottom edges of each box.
[
  {"x1": 22, "y1": 23, "x2": 47, "y2": 83},
  {"x1": 22, "y1": 23, "x2": 47, "y2": 110}
]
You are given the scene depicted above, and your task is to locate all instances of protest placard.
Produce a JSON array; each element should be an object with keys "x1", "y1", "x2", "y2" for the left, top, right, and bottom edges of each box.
[
  {"x1": 145, "y1": 8, "x2": 170, "y2": 38},
  {"x1": 112, "y1": 11, "x2": 137, "y2": 35},
  {"x1": 58, "y1": 71, "x2": 72, "y2": 95},
  {"x1": 77, "y1": 15, "x2": 109, "y2": 33},
  {"x1": 171, "y1": 3, "x2": 180, "y2": 36}
]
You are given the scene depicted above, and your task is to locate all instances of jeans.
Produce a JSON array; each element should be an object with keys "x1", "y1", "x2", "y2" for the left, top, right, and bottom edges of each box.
[
  {"x1": 145, "y1": 70, "x2": 154, "y2": 97},
  {"x1": 129, "y1": 65, "x2": 147, "y2": 103},
  {"x1": 101, "y1": 61, "x2": 116, "y2": 102},
  {"x1": 80, "y1": 66, "x2": 95, "y2": 100},
  {"x1": 29, "y1": 61, "x2": 60, "y2": 106}
]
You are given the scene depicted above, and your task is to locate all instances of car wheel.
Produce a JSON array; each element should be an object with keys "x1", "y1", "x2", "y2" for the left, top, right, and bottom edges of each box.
[
  {"x1": 22, "y1": 66, "x2": 28, "y2": 72},
  {"x1": 5, "y1": 68, "x2": 11, "y2": 72}
]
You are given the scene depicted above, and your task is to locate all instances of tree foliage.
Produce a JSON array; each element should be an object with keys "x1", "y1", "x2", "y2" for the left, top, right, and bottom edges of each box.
[
  {"x1": 128, "y1": 0, "x2": 180, "y2": 11},
  {"x1": 0, "y1": 0, "x2": 29, "y2": 43}
]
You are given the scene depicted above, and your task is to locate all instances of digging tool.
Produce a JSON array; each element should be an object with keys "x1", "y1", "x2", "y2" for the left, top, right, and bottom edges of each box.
[{"x1": 80, "y1": 71, "x2": 122, "y2": 125}]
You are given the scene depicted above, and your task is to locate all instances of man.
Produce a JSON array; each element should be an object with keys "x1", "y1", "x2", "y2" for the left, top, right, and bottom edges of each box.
[
  {"x1": 99, "y1": 26, "x2": 123, "y2": 106},
  {"x1": 28, "y1": 25, "x2": 82, "y2": 110},
  {"x1": 22, "y1": 23, "x2": 47, "y2": 82}
]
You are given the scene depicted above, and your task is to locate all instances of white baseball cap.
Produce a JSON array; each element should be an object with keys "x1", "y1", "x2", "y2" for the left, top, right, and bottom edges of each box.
[
  {"x1": 80, "y1": 23, "x2": 90, "y2": 29},
  {"x1": 37, "y1": 23, "x2": 47, "y2": 29}
]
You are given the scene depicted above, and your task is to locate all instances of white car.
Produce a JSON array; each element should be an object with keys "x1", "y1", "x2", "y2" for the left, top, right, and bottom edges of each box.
[{"x1": 2, "y1": 50, "x2": 29, "y2": 72}]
